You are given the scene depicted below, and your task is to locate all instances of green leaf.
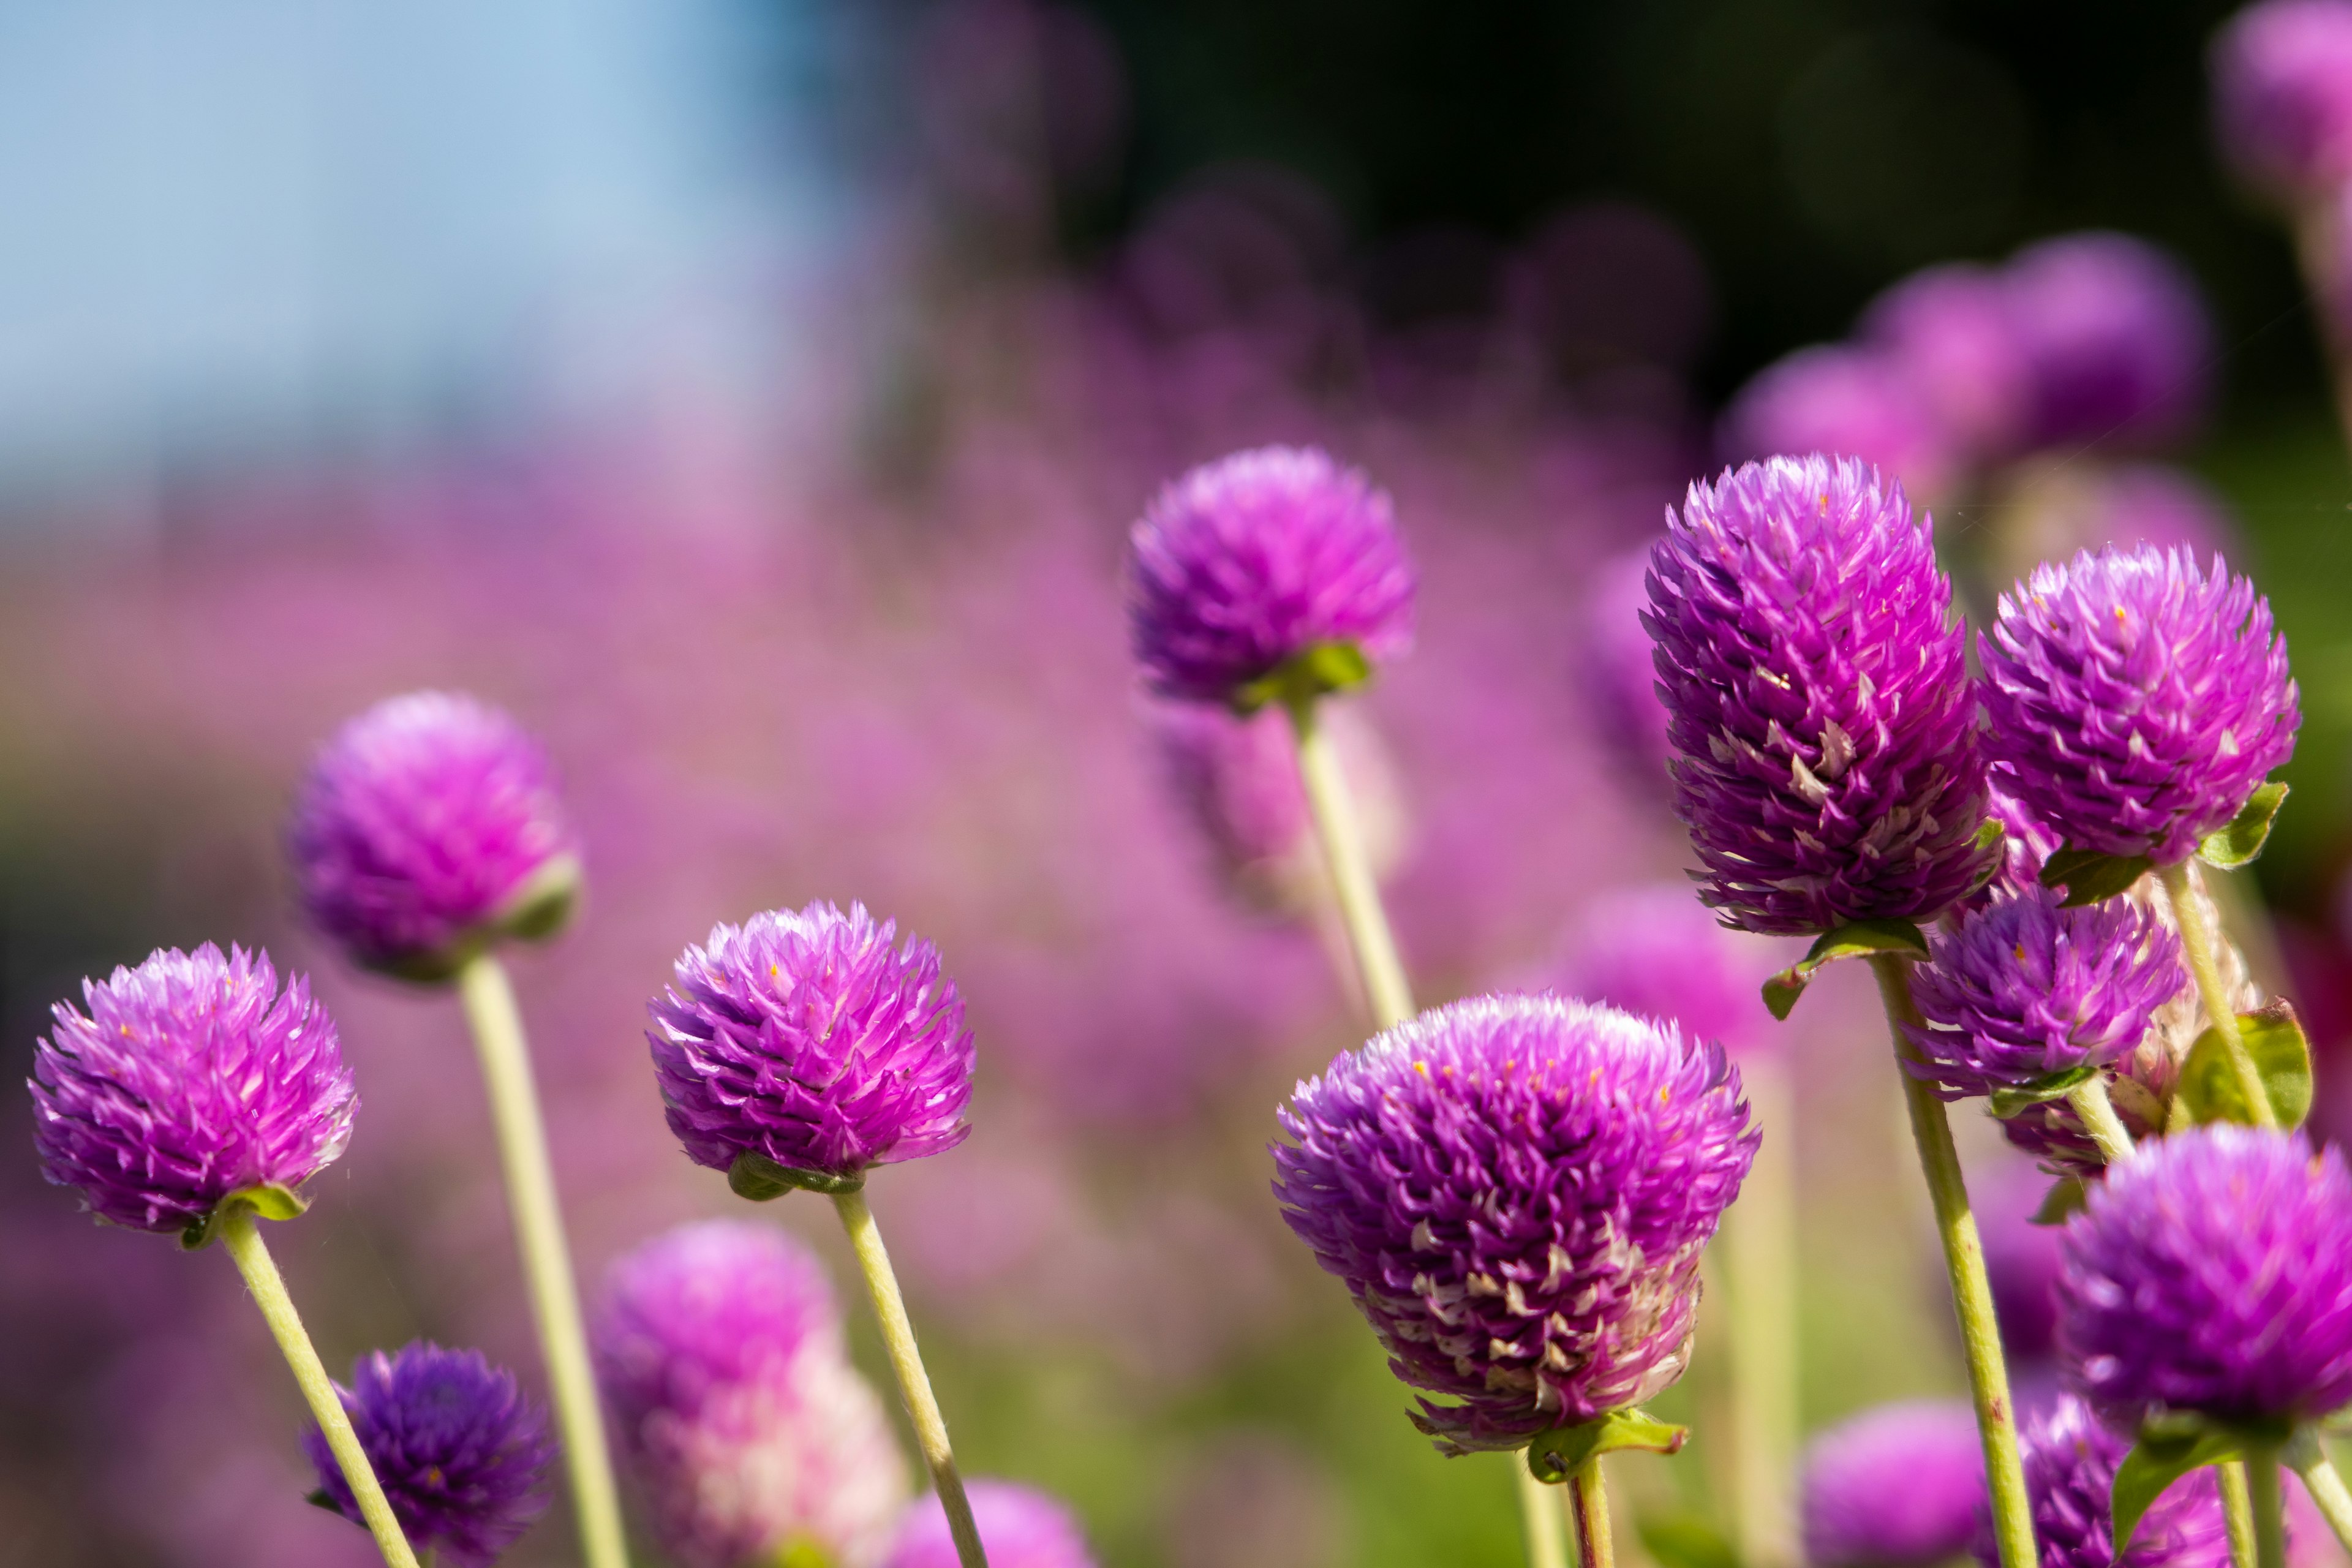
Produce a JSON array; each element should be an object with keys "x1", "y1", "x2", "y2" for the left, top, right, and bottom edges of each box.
[
  {"x1": 1761, "y1": 920, "x2": 1929, "y2": 1021},
  {"x1": 2032, "y1": 1177, "x2": 2089, "y2": 1226},
  {"x1": 1988, "y1": 1064, "x2": 2100, "y2": 1121},
  {"x1": 1637, "y1": 1511, "x2": 1743, "y2": 1568},
  {"x1": 2177, "y1": 1001, "x2": 2313, "y2": 1129},
  {"x1": 304, "y1": 1488, "x2": 342, "y2": 1514},
  {"x1": 1232, "y1": 641, "x2": 1374, "y2": 714},
  {"x1": 2113, "y1": 1423, "x2": 2245, "y2": 1557},
  {"x1": 2038, "y1": 846, "x2": 2155, "y2": 907},
  {"x1": 2198, "y1": 782, "x2": 2290, "y2": 870},
  {"x1": 179, "y1": 1183, "x2": 312, "y2": 1250},
  {"x1": 728, "y1": 1151, "x2": 864, "y2": 1202},
  {"x1": 1526, "y1": 1406, "x2": 1689, "y2": 1484}
]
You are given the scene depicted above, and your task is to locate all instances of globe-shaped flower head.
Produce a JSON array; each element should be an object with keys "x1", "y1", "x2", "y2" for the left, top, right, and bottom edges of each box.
[
  {"x1": 1981, "y1": 546, "x2": 2299, "y2": 866},
  {"x1": 2001, "y1": 235, "x2": 2212, "y2": 453},
  {"x1": 1904, "y1": 887, "x2": 2182, "y2": 1101},
  {"x1": 29, "y1": 943, "x2": 356, "y2": 1239},
  {"x1": 885, "y1": 1480, "x2": 1098, "y2": 1568},
  {"x1": 303, "y1": 1342, "x2": 554, "y2": 1568},
  {"x1": 1646, "y1": 454, "x2": 1997, "y2": 935},
  {"x1": 1800, "y1": 1400, "x2": 1985, "y2": 1568},
  {"x1": 2058, "y1": 1125, "x2": 2352, "y2": 1428},
  {"x1": 1975, "y1": 1392, "x2": 2230, "y2": 1568},
  {"x1": 1719, "y1": 345, "x2": 1958, "y2": 503},
  {"x1": 592, "y1": 1221, "x2": 908, "y2": 1568},
  {"x1": 290, "y1": 691, "x2": 582, "y2": 980},
  {"x1": 2213, "y1": 0, "x2": 2352, "y2": 203},
  {"x1": 1861, "y1": 262, "x2": 2031, "y2": 464},
  {"x1": 649, "y1": 902, "x2": 975, "y2": 1193},
  {"x1": 1128, "y1": 445, "x2": 1416, "y2": 707},
  {"x1": 1274, "y1": 993, "x2": 1756, "y2": 1453}
]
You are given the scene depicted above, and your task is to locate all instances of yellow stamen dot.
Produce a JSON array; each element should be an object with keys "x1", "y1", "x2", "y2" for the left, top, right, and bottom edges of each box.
[
  {"x1": 1414, "y1": 1061, "x2": 1430, "y2": 1076},
  {"x1": 2015, "y1": 944, "x2": 2027, "y2": 962}
]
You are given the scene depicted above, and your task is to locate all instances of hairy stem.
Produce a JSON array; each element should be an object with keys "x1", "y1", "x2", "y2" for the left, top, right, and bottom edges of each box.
[
  {"x1": 2064, "y1": 1076, "x2": 2137, "y2": 1167},
  {"x1": 1724, "y1": 1057, "x2": 1798, "y2": 1568},
  {"x1": 2159, "y1": 862, "x2": 2275, "y2": 1128},
  {"x1": 1286, "y1": 696, "x2": 1413, "y2": 1030},
  {"x1": 2223, "y1": 1461, "x2": 2258, "y2": 1568},
  {"x1": 2250, "y1": 1449, "x2": 2286, "y2": 1568},
  {"x1": 218, "y1": 1207, "x2": 421, "y2": 1568},
  {"x1": 1569, "y1": 1458, "x2": 1615, "y2": 1568},
  {"x1": 1869, "y1": 955, "x2": 2035, "y2": 1568},
  {"x1": 833, "y1": 1189, "x2": 988, "y2": 1568},
  {"x1": 456, "y1": 954, "x2": 631, "y2": 1568}
]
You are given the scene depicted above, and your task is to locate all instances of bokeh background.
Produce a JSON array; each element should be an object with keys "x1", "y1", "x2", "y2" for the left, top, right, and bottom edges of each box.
[{"x1": 6, "y1": 2, "x2": 2350, "y2": 1564}]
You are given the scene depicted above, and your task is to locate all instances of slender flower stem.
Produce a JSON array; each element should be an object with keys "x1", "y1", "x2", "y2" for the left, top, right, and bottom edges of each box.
[
  {"x1": 2158, "y1": 862, "x2": 2275, "y2": 1129},
  {"x1": 454, "y1": 954, "x2": 631, "y2": 1568},
  {"x1": 2064, "y1": 1077, "x2": 2137, "y2": 1167},
  {"x1": 2292, "y1": 203, "x2": 2352, "y2": 461},
  {"x1": 1724, "y1": 1057, "x2": 1798, "y2": 1568},
  {"x1": 1869, "y1": 955, "x2": 2035, "y2": 1568},
  {"x1": 2286, "y1": 1443, "x2": 2352, "y2": 1558},
  {"x1": 1517, "y1": 1465, "x2": 1570, "y2": 1568},
  {"x1": 2223, "y1": 1461, "x2": 2259, "y2": 1568},
  {"x1": 217, "y1": 1207, "x2": 422, "y2": 1568},
  {"x1": 832, "y1": 1188, "x2": 989, "y2": 1568},
  {"x1": 1569, "y1": 1458, "x2": 1615, "y2": 1568},
  {"x1": 2248, "y1": 1448, "x2": 2287, "y2": 1568},
  {"x1": 1286, "y1": 695, "x2": 1413, "y2": 1030}
]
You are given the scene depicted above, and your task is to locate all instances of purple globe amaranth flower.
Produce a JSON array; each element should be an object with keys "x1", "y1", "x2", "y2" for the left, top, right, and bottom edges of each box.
[
  {"x1": 1861, "y1": 263, "x2": 2031, "y2": 464},
  {"x1": 1646, "y1": 454, "x2": 1997, "y2": 936},
  {"x1": 1126, "y1": 445, "x2": 1416, "y2": 707},
  {"x1": 1800, "y1": 1400, "x2": 1985, "y2": 1568},
  {"x1": 1719, "y1": 345, "x2": 1959, "y2": 502},
  {"x1": 1586, "y1": 548, "x2": 1676, "y2": 777},
  {"x1": 303, "y1": 1342, "x2": 554, "y2": 1568},
  {"x1": 1976, "y1": 1392, "x2": 2230, "y2": 1568},
  {"x1": 1273, "y1": 993, "x2": 1756, "y2": 1453},
  {"x1": 594, "y1": 1221, "x2": 908, "y2": 1568},
  {"x1": 1904, "y1": 886, "x2": 2182, "y2": 1101},
  {"x1": 1551, "y1": 883, "x2": 1778, "y2": 1058},
  {"x1": 884, "y1": 1480, "x2": 1098, "y2": 1568},
  {"x1": 1981, "y1": 545, "x2": 2299, "y2": 866},
  {"x1": 290, "y1": 691, "x2": 582, "y2": 981},
  {"x1": 2213, "y1": 0, "x2": 2352, "y2": 203},
  {"x1": 2002, "y1": 235, "x2": 2212, "y2": 453},
  {"x1": 2059, "y1": 1125, "x2": 2352, "y2": 1428},
  {"x1": 649, "y1": 901, "x2": 975, "y2": 1190},
  {"x1": 29, "y1": 943, "x2": 356, "y2": 1238}
]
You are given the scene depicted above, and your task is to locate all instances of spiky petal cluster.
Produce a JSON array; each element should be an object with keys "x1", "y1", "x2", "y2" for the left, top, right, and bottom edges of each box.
[
  {"x1": 592, "y1": 1221, "x2": 908, "y2": 1568},
  {"x1": 29, "y1": 944, "x2": 356, "y2": 1236},
  {"x1": 1719, "y1": 345, "x2": 1956, "y2": 502},
  {"x1": 290, "y1": 691, "x2": 582, "y2": 978},
  {"x1": 1551, "y1": 883, "x2": 1777, "y2": 1058},
  {"x1": 1904, "y1": 887, "x2": 2182, "y2": 1100},
  {"x1": 2212, "y1": 0, "x2": 2352, "y2": 202},
  {"x1": 649, "y1": 902, "x2": 975, "y2": 1182},
  {"x1": 1977, "y1": 1392, "x2": 2230, "y2": 1568},
  {"x1": 1981, "y1": 546, "x2": 2299, "y2": 865},
  {"x1": 2059, "y1": 1126, "x2": 2352, "y2": 1427},
  {"x1": 884, "y1": 1481, "x2": 1098, "y2": 1568},
  {"x1": 2002, "y1": 235, "x2": 2211, "y2": 453},
  {"x1": 1273, "y1": 993, "x2": 1756, "y2": 1453},
  {"x1": 303, "y1": 1343, "x2": 554, "y2": 1568},
  {"x1": 1127, "y1": 445, "x2": 1415, "y2": 706},
  {"x1": 1646, "y1": 454, "x2": 1996, "y2": 935},
  {"x1": 1799, "y1": 1400, "x2": 1986, "y2": 1568}
]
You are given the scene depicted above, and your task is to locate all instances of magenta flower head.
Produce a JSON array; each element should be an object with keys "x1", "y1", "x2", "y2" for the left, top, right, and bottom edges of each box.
[
  {"x1": 1586, "y1": 548, "x2": 1676, "y2": 776},
  {"x1": 649, "y1": 901, "x2": 975, "y2": 1196},
  {"x1": 1646, "y1": 454, "x2": 1996, "y2": 937},
  {"x1": 2059, "y1": 1125, "x2": 2352, "y2": 1428},
  {"x1": 1861, "y1": 263, "x2": 2031, "y2": 463},
  {"x1": 2002, "y1": 234, "x2": 2211, "y2": 453},
  {"x1": 302, "y1": 1342, "x2": 554, "y2": 1568},
  {"x1": 1904, "y1": 887, "x2": 2182, "y2": 1100},
  {"x1": 1978, "y1": 1392, "x2": 2230, "y2": 1568},
  {"x1": 884, "y1": 1480, "x2": 1097, "y2": 1568},
  {"x1": 594, "y1": 1221, "x2": 908, "y2": 1568},
  {"x1": 1981, "y1": 546, "x2": 2299, "y2": 867},
  {"x1": 29, "y1": 943, "x2": 356, "y2": 1242},
  {"x1": 1552, "y1": 884, "x2": 1777, "y2": 1058},
  {"x1": 290, "y1": 691, "x2": 582, "y2": 981},
  {"x1": 1800, "y1": 1400, "x2": 1985, "y2": 1568},
  {"x1": 1719, "y1": 345, "x2": 1958, "y2": 502},
  {"x1": 2213, "y1": 0, "x2": 2352, "y2": 203},
  {"x1": 1273, "y1": 993, "x2": 1756, "y2": 1454},
  {"x1": 1127, "y1": 445, "x2": 1416, "y2": 709}
]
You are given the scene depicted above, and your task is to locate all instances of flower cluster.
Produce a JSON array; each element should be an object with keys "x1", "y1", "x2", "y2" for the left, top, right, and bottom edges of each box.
[{"x1": 1981, "y1": 1393, "x2": 2231, "y2": 1568}]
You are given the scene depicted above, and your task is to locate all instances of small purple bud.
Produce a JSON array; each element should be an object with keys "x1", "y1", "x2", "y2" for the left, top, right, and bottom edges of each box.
[
  {"x1": 1646, "y1": 454, "x2": 1996, "y2": 936},
  {"x1": 1981, "y1": 545, "x2": 2298, "y2": 866},
  {"x1": 1126, "y1": 445, "x2": 1415, "y2": 707},
  {"x1": 301, "y1": 1342, "x2": 554, "y2": 1568},
  {"x1": 1975, "y1": 1392, "x2": 2230, "y2": 1568},
  {"x1": 2059, "y1": 1125, "x2": 2352, "y2": 1428},
  {"x1": 2212, "y1": 0, "x2": 2352, "y2": 203},
  {"x1": 1273, "y1": 993, "x2": 1755, "y2": 1453},
  {"x1": 1719, "y1": 345, "x2": 1959, "y2": 503},
  {"x1": 290, "y1": 692, "x2": 582, "y2": 981},
  {"x1": 28, "y1": 943, "x2": 356, "y2": 1238},
  {"x1": 884, "y1": 1480, "x2": 1098, "y2": 1568},
  {"x1": 1800, "y1": 1400, "x2": 1985, "y2": 1568},
  {"x1": 1861, "y1": 263, "x2": 2032, "y2": 464},
  {"x1": 649, "y1": 902, "x2": 976, "y2": 1189},
  {"x1": 2002, "y1": 234, "x2": 2212, "y2": 454}
]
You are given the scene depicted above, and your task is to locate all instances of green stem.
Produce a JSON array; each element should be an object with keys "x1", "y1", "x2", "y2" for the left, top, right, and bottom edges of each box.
[
  {"x1": 1869, "y1": 956, "x2": 2035, "y2": 1568},
  {"x1": 2286, "y1": 1441, "x2": 2352, "y2": 1558},
  {"x1": 1569, "y1": 1458, "x2": 1615, "y2": 1568},
  {"x1": 2158, "y1": 862, "x2": 2275, "y2": 1129},
  {"x1": 455, "y1": 954, "x2": 631, "y2": 1568},
  {"x1": 2249, "y1": 1448, "x2": 2286, "y2": 1568},
  {"x1": 2064, "y1": 1077, "x2": 2136, "y2": 1167},
  {"x1": 1286, "y1": 696, "x2": 1414, "y2": 1030},
  {"x1": 832, "y1": 1188, "x2": 988, "y2": 1568},
  {"x1": 2292, "y1": 202, "x2": 2352, "y2": 462},
  {"x1": 1724, "y1": 1057, "x2": 1798, "y2": 1568},
  {"x1": 2222, "y1": 1461, "x2": 2258, "y2": 1568},
  {"x1": 217, "y1": 1207, "x2": 421, "y2": 1568},
  {"x1": 1517, "y1": 1463, "x2": 1571, "y2": 1568}
]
